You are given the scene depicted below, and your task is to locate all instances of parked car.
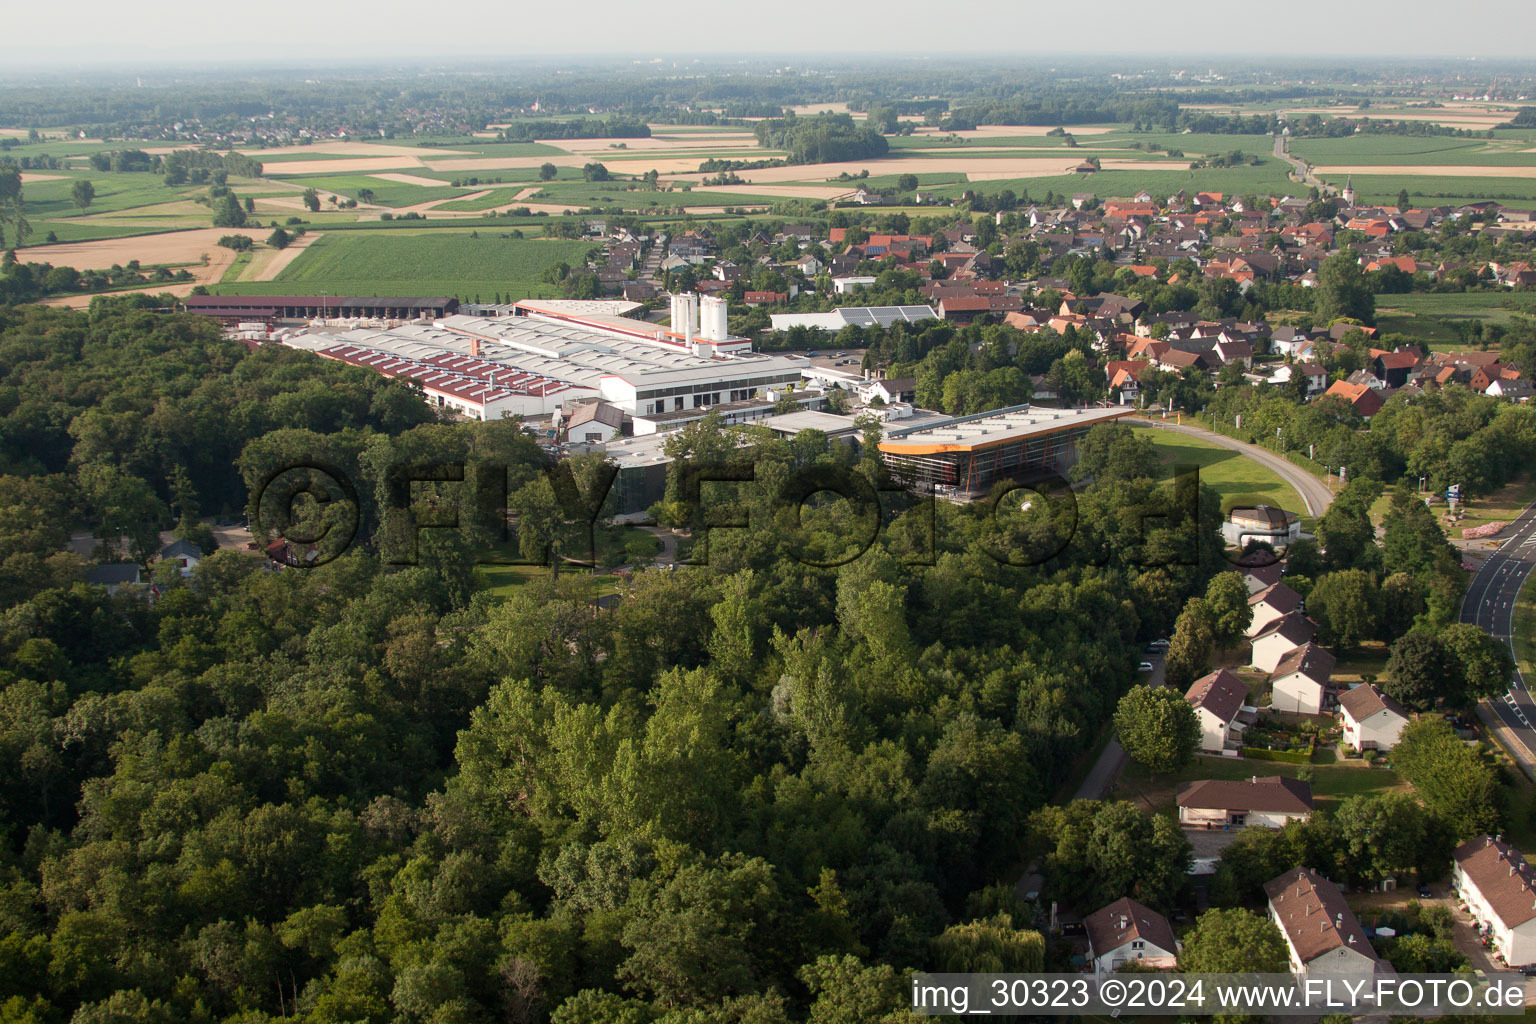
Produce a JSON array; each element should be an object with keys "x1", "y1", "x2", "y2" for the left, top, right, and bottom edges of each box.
[
  {"x1": 1149, "y1": 638, "x2": 1170, "y2": 649},
  {"x1": 1417, "y1": 883, "x2": 1432, "y2": 898},
  {"x1": 1138, "y1": 661, "x2": 1155, "y2": 673}
]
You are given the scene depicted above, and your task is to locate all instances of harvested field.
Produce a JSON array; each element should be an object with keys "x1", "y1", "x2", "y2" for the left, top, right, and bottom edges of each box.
[
  {"x1": 665, "y1": 156, "x2": 1173, "y2": 184},
  {"x1": 241, "y1": 142, "x2": 478, "y2": 158},
  {"x1": 253, "y1": 157, "x2": 429, "y2": 175},
  {"x1": 369, "y1": 172, "x2": 467, "y2": 187},
  {"x1": 242, "y1": 231, "x2": 323, "y2": 281},
  {"x1": 19, "y1": 173, "x2": 69, "y2": 183},
  {"x1": 27, "y1": 228, "x2": 250, "y2": 273},
  {"x1": 909, "y1": 125, "x2": 1116, "y2": 138},
  {"x1": 552, "y1": 134, "x2": 757, "y2": 153},
  {"x1": 694, "y1": 182, "x2": 857, "y2": 200}
]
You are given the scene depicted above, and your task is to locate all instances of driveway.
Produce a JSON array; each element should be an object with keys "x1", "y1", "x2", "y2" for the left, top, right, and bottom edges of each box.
[{"x1": 1074, "y1": 653, "x2": 1165, "y2": 800}]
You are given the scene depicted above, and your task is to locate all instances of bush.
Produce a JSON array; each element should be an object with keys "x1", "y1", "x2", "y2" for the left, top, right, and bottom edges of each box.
[{"x1": 1239, "y1": 746, "x2": 1314, "y2": 764}]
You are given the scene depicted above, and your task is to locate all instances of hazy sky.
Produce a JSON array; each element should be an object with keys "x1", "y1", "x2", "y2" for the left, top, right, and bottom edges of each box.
[{"x1": 9, "y1": 0, "x2": 1536, "y2": 66}]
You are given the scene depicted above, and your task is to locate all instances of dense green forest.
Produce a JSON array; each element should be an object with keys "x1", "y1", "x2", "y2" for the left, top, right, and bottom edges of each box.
[
  {"x1": 0, "y1": 298, "x2": 1229, "y2": 1022},
  {"x1": 751, "y1": 114, "x2": 889, "y2": 166}
]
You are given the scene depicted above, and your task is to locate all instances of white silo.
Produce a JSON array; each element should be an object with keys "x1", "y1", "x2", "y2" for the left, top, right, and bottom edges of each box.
[
  {"x1": 700, "y1": 295, "x2": 728, "y2": 342},
  {"x1": 669, "y1": 292, "x2": 699, "y2": 337}
]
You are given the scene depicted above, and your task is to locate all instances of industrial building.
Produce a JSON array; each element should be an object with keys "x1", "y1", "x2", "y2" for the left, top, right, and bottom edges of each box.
[
  {"x1": 186, "y1": 295, "x2": 460, "y2": 321},
  {"x1": 769, "y1": 305, "x2": 939, "y2": 333},
  {"x1": 280, "y1": 296, "x2": 804, "y2": 421},
  {"x1": 876, "y1": 405, "x2": 1133, "y2": 497}
]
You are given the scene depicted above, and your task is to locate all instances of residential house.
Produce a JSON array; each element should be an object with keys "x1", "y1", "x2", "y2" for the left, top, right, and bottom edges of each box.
[
  {"x1": 864, "y1": 377, "x2": 916, "y2": 405},
  {"x1": 1323, "y1": 380, "x2": 1386, "y2": 419},
  {"x1": 1265, "y1": 868, "x2": 1383, "y2": 976},
  {"x1": 1250, "y1": 612, "x2": 1318, "y2": 673},
  {"x1": 1177, "y1": 776, "x2": 1314, "y2": 829},
  {"x1": 84, "y1": 563, "x2": 143, "y2": 595},
  {"x1": 1247, "y1": 582, "x2": 1304, "y2": 638},
  {"x1": 1270, "y1": 361, "x2": 1327, "y2": 395},
  {"x1": 1338, "y1": 683, "x2": 1410, "y2": 752},
  {"x1": 1270, "y1": 642, "x2": 1338, "y2": 716},
  {"x1": 1185, "y1": 669, "x2": 1249, "y2": 752},
  {"x1": 1085, "y1": 898, "x2": 1179, "y2": 978},
  {"x1": 159, "y1": 539, "x2": 203, "y2": 577},
  {"x1": 1453, "y1": 836, "x2": 1536, "y2": 968}
]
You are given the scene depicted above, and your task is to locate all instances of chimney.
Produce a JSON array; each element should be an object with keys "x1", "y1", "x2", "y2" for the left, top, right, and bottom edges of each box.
[{"x1": 470, "y1": 337, "x2": 481, "y2": 357}]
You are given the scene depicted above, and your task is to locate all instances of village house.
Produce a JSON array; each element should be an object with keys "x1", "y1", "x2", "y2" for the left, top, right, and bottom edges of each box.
[
  {"x1": 1269, "y1": 642, "x2": 1337, "y2": 716},
  {"x1": 1323, "y1": 380, "x2": 1386, "y2": 419},
  {"x1": 1247, "y1": 582, "x2": 1304, "y2": 638},
  {"x1": 1265, "y1": 868, "x2": 1384, "y2": 976},
  {"x1": 1185, "y1": 669, "x2": 1249, "y2": 752},
  {"x1": 1454, "y1": 836, "x2": 1536, "y2": 969},
  {"x1": 1250, "y1": 612, "x2": 1318, "y2": 673},
  {"x1": 1177, "y1": 776, "x2": 1314, "y2": 829},
  {"x1": 1338, "y1": 683, "x2": 1410, "y2": 752},
  {"x1": 1085, "y1": 898, "x2": 1179, "y2": 978}
]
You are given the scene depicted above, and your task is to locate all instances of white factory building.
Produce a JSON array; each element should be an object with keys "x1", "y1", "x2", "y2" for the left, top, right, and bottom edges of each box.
[{"x1": 281, "y1": 297, "x2": 804, "y2": 421}]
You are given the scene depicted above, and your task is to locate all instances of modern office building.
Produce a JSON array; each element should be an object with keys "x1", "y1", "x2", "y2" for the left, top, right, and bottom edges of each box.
[{"x1": 876, "y1": 405, "x2": 1133, "y2": 497}]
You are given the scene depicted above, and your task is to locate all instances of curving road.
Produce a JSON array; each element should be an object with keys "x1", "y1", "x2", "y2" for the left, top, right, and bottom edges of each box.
[
  {"x1": 1273, "y1": 135, "x2": 1333, "y2": 195},
  {"x1": 1134, "y1": 419, "x2": 1335, "y2": 518},
  {"x1": 1461, "y1": 501, "x2": 1536, "y2": 766}
]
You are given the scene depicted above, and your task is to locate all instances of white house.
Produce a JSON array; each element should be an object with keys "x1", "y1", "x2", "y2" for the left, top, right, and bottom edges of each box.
[
  {"x1": 158, "y1": 539, "x2": 203, "y2": 577},
  {"x1": 1177, "y1": 776, "x2": 1313, "y2": 829},
  {"x1": 1247, "y1": 582, "x2": 1303, "y2": 638},
  {"x1": 1085, "y1": 897, "x2": 1178, "y2": 978},
  {"x1": 1454, "y1": 836, "x2": 1536, "y2": 969},
  {"x1": 1185, "y1": 669, "x2": 1249, "y2": 752},
  {"x1": 559, "y1": 400, "x2": 625, "y2": 443},
  {"x1": 1265, "y1": 868, "x2": 1383, "y2": 976},
  {"x1": 1222, "y1": 505, "x2": 1301, "y2": 548},
  {"x1": 1250, "y1": 612, "x2": 1318, "y2": 673},
  {"x1": 1338, "y1": 683, "x2": 1410, "y2": 752},
  {"x1": 1269, "y1": 642, "x2": 1337, "y2": 716},
  {"x1": 1270, "y1": 361, "x2": 1327, "y2": 395}
]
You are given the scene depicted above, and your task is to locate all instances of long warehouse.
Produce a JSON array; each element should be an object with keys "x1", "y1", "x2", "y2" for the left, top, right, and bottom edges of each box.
[{"x1": 280, "y1": 299, "x2": 805, "y2": 420}]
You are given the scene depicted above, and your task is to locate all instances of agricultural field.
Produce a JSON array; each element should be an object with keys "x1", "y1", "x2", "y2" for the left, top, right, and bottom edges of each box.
[
  {"x1": 1375, "y1": 291, "x2": 1536, "y2": 347},
  {"x1": 1289, "y1": 134, "x2": 1536, "y2": 166},
  {"x1": 1316, "y1": 171, "x2": 1536, "y2": 207},
  {"x1": 207, "y1": 232, "x2": 600, "y2": 302}
]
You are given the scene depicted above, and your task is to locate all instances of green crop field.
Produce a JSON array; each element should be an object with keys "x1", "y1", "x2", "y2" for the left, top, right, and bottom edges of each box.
[
  {"x1": 20, "y1": 174, "x2": 198, "y2": 219},
  {"x1": 930, "y1": 158, "x2": 1297, "y2": 201},
  {"x1": 266, "y1": 175, "x2": 476, "y2": 207},
  {"x1": 1317, "y1": 172, "x2": 1536, "y2": 206},
  {"x1": 1136, "y1": 426, "x2": 1308, "y2": 515},
  {"x1": 207, "y1": 232, "x2": 600, "y2": 301},
  {"x1": 1289, "y1": 135, "x2": 1536, "y2": 165},
  {"x1": 1376, "y1": 292, "x2": 1536, "y2": 347}
]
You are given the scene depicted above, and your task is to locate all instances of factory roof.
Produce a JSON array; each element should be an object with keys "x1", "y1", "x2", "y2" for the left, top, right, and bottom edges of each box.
[
  {"x1": 770, "y1": 305, "x2": 939, "y2": 332},
  {"x1": 878, "y1": 405, "x2": 1133, "y2": 455}
]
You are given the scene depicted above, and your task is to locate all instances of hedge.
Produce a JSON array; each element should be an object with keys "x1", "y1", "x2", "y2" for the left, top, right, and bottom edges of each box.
[{"x1": 1240, "y1": 746, "x2": 1315, "y2": 764}]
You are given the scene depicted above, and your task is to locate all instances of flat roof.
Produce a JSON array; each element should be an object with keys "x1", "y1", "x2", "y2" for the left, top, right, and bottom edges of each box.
[
  {"x1": 759, "y1": 410, "x2": 862, "y2": 436},
  {"x1": 879, "y1": 405, "x2": 1133, "y2": 455}
]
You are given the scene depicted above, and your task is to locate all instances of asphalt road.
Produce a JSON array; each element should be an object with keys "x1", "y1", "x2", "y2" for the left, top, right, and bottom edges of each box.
[
  {"x1": 1461, "y1": 500, "x2": 1536, "y2": 757},
  {"x1": 1135, "y1": 419, "x2": 1335, "y2": 518},
  {"x1": 1272, "y1": 135, "x2": 1333, "y2": 195}
]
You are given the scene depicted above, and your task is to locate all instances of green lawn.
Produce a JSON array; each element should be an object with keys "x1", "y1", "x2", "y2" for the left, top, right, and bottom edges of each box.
[
  {"x1": 1118, "y1": 753, "x2": 1409, "y2": 815},
  {"x1": 1135, "y1": 426, "x2": 1308, "y2": 516},
  {"x1": 208, "y1": 233, "x2": 599, "y2": 301},
  {"x1": 475, "y1": 563, "x2": 624, "y2": 602}
]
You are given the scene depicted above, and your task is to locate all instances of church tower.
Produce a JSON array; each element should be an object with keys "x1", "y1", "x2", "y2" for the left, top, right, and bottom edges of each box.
[{"x1": 1342, "y1": 175, "x2": 1355, "y2": 208}]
